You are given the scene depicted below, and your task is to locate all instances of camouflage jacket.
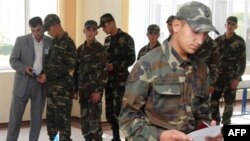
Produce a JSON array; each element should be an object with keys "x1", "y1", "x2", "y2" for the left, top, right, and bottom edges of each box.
[
  {"x1": 119, "y1": 43, "x2": 211, "y2": 141},
  {"x1": 137, "y1": 41, "x2": 161, "y2": 60},
  {"x1": 215, "y1": 33, "x2": 246, "y2": 80},
  {"x1": 103, "y1": 28, "x2": 135, "y2": 84},
  {"x1": 195, "y1": 36, "x2": 220, "y2": 86},
  {"x1": 74, "y1": 40, "x2": 108, "y2": 98},
  {"x1": 44, "y1": 32, "x2": 76, "y2": 89}
]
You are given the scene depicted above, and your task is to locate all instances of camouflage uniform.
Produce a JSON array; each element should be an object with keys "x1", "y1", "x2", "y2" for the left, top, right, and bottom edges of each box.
[
  {"x1": 137, "y1": 41, "x2": 161, "y2": 60},
  {"x1": 119, "y1": 44, "x2": 211, "y2": 141},
  {"x1": 103, "y1": 28, "x2": 135, "y2": 140},
  {"x1": 137, "y1": 24, "x2": 161, "y2": 60},
  {"x1": 44, "y1": 31, "x2": 76, "y2": 141},
  {"x1": 211, "y1": 32, "x2": 246, "y2": 125},
  {"x1": 195, "y1": 36, "x2": 220, "y2": 87},
  {"x1": 119, "y1": 1, "x2": 220, "y2": 140},
  {"x1": 74, "y1": 39, "x2": 108, "y2": 141}
]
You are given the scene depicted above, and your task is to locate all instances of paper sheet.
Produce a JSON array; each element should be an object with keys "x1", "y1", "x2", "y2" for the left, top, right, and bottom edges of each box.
[{"x1": 188, "y1": 126, "x2": 221, "y2": 141}]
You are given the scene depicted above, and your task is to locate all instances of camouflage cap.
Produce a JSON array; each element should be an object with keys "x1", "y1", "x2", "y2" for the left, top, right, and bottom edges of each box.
[
  {"x1": 85, "y1": 20, "x2": 98, "y2": 29},
  {"x1": 147, "y1": 24, "x2": 160, "y2": 34},
  {"x1": 176, "y1": 1, "x2": 219, "y2": 35},
  {"x1": 44, "y1": 14, "x2": 60, "y2": 31},
  {"x1": 98, "y1": 13, "x2": 115, "y2": 28},
  {"x1": 227, "y1": 16, "x2": 237, "y2": 24}
]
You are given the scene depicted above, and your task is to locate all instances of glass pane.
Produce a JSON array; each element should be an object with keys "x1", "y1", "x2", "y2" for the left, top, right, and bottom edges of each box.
[
  {"x1": 0, "y1": 0, "x2": 58, "y2": 70},
  {"x1": 0, "y1": 0, "x2": 25, "y2": 70},
  {"x1": 29, "y1": 0, "x2": 58, "y2": 24}
]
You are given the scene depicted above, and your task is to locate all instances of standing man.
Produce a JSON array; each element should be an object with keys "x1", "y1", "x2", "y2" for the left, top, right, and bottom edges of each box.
[
  {"x1": 211, "y1": 16, "x2": 246, "y2": 125},
  {"x1": 38, "y1": 14, "x2": 77, "y2": 141},
  {"x1": 74, "y1": 20, "x2": 108, "y2": 141},
  {"x1": 119, "y1": 1, "x2": 219, "y2": 141},
  {"x1": 137, "y1": 24, "x2": 161, "y2": 60},
  {"x1": 98, "y1": 13, "x2": 136, "y2": 141},
  {"x1": 163, "y1": 15, "x2": 175, "y2": 45},
  {"x1": 6, "y1": 16, "x2": 52, "y2": 141},
  {"x1": 195, "y1": 35, "x2": 220, "y2": 94}
]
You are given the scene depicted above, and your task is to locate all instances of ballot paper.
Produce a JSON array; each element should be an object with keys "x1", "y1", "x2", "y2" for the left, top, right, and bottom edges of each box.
[{"x1": 188, "y1": 126, "x2": 222, "y2": 141}]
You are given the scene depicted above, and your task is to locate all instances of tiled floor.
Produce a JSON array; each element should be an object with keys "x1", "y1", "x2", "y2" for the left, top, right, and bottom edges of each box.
[
  {"x1": 0, "y1": 120, "x2": 125, "y2": 141},
  {"x1": 0, "y1": 101, "x2": 249, "y2": 141}
]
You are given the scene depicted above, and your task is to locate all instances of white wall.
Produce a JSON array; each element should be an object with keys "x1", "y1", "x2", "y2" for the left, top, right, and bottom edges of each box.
[{"x1": 0, "y1": 71, "x2": 108, "y2": 123}]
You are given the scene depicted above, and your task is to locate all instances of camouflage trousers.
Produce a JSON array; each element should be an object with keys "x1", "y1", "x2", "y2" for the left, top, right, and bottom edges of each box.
[
  {"x1": 46, "y1": 86, "x2": 73, "y2": 141},
  {"x1": 80, "y1": 98, "x2": 103, "y2": 141},
  {"x1": 105, "y1": 84, "x2": 125, "y2": 130},
  {"x1": 211, "y1": 77, "x2": 236, "y2": 125}
]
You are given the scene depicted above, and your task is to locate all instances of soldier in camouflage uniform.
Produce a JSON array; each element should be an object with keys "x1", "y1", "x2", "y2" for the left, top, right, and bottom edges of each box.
[
  {"x1": 137, "y1": 24, "x2": 161, "y2": 60},
  {"x1": 195, "y1": 35, "x2": 220, "y2": 94},
  {"x1": 38, "y1": 14, "x2": 77, "y2": 141},
  {"x1": 98, "y1": 13, "x2": 136, "y2": 141},
  {"x1": 74, "y1": 20, "x2": 108, "y2": 141},
  {"x1": 211, "y1": 16, "x2": 246, "y2": 125},
  {"x1": 163, "y1": 15, "x2": 175, "y2": 44},
  {"x1": 118, "y1": 1, "x2": 219, "y2": 141}
]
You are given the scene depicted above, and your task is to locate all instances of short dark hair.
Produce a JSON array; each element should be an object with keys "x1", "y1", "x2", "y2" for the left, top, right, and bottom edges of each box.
[
  {"x1": 166, "y1": 15, "x2": 175, "y2": 23},
  {"x1": 29, "y1": 16, "x2": 43, "y2": 27}
]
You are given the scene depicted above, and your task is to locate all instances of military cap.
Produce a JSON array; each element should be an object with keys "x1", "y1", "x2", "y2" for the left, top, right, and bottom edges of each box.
[
  {"x1": 44, "y1": 14, "x2": 60, "y2": 31},
  {"x1": 147, "y1": 24, "x2": 160, "y2": 34},
  {"x1": 176, "y1": 1, "x2": 219, "y2": 35},
  {"x1": 85, "y1": 20, "x2": 98, "y2": 29},
  {"x1": 227, "y1": 16, "x2": 237, "y2": 24},
  {"x1": 98, "y1": 13, "x2": 115, "y2": 28},
  {"x1": 166, "y1": 15, "x2": 175, "y2": 23}
]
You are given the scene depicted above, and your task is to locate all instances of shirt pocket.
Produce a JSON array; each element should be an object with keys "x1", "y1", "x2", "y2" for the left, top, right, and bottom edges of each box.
[
  {"x1": 152, "y1": 76, "x2": 185, "y2": 115},
  {"x1": 154, "y1": 76, "x2": 184, "y2": 95}
]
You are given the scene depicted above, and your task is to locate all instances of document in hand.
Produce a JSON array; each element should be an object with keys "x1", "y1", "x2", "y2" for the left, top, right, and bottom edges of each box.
[{"x1": 188, "y1": 126, "x2": 222, "y2": 141}]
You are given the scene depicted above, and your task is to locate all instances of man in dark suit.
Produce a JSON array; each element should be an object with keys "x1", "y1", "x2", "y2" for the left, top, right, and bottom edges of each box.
[{"x1": 6, "y1": 16, "x2": 52, "y2": 141}]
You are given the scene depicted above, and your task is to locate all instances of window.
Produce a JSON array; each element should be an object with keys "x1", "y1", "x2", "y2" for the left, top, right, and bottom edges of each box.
[
  {"x1": 0, "y1": 0, "x2": 58, "y2": 70},
  {"x1": 129, "y1": 0, "x2": 250, "y2": 75}
]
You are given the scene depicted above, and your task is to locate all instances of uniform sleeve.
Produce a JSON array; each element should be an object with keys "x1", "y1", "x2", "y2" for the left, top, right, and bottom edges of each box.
[
  {"x1": 73, "y1": 47, "x2": 80, "y2": 92},
  {"x1": 9, "y1": 37, "x2": 28, "y2": 76},
  {"x1": 208, "y1": 41, "x2": 220, "y2": 86},
  {"x1": 118, "y1": 61, "x2": 164, "y2": 141},
  {"x1": 235, "y1": 39, "x2": 246, "y2": 80},
  {"x1": 45, "y1": 42, "x2": 76, "y2": 81},
  {"x1": 95, "y1": 48, "x2": 108, "y2": 92},
  {"x1": 192, "y1": 66, "x2": 212, "y2": 128}
]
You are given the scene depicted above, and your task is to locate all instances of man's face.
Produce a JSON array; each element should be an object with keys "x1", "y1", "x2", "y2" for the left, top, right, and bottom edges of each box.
[
  {"x1": 47, "y1": 25, "x2": 57, "y2": 38},
  {"x1": 167, "y1": 22, "x2": 174, "y2": 35},
  {"x1": 30, "y1": 24, "x2": 44, "y2": 41},
  {"x1": 101, "y1": 21, "x2": 112, "y2": 34},
  {"x1": 173, "y1": 20, "x2": 207, "y2": 55},
  {"x1": 147, "y1": 32, "x2": 160, "y2": 44},
  {"x1": 84, "y1": 27, "x2": 98, "y2": 41},
  {"x1": 225, "y1": 22, "x2": 237, "y2": 34}
]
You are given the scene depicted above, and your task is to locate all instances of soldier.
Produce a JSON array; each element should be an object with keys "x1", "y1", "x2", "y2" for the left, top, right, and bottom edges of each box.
[
  {"x1": 37, "y1": 14, "x2": 76, "y2": 141},
  {"x1": 98, "y1": 13, "x2": 136, "y2": 141},
  {"x1": 119, "y1": 1, "x2": 219, "y2": 141},
  {"x1": 211, "y1": 16, "x2": 246, "y2": 125},
  {"x1": 162, "y1": 15, "x2": 175, "y2": 48},
  {"x1": 137, "y1": 24, "x2": 161, "y2": 60},
  {"x1": 74, "y1": 20, "x2": 108, "y2": 141},
  {"x1": 195, "y1": 35, "x2": 220, "y2": 94}
]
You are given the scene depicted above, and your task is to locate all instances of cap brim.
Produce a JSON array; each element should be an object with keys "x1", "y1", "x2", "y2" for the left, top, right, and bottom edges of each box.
[
  {"x1": 187, "y1": 21, "x2": 219, "y2": 35},
  {"x1": 86, "y1": 25, "x2": 98, "y2": 29},
  {"x1": 227, "y1": 21, "x2": 237, "y2": 25}
]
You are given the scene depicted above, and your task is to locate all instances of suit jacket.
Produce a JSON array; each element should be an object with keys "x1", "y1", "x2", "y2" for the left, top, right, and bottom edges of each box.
[{"x1": 9, "y1": 33, "x2": 52, "y2": 97}]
